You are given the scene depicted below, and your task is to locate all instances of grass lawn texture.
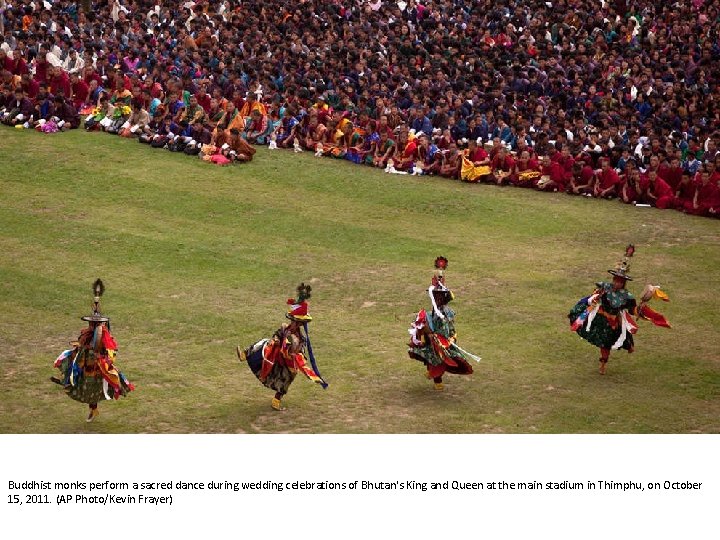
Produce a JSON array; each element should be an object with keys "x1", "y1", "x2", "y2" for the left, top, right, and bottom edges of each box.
[{"x1": 1, "y1": 128, "x2": 718, "y2": 433}]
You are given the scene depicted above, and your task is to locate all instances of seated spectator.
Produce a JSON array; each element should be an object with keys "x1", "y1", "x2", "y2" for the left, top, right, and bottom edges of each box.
[
  {"x1": 460, "y1": 139, "x2": 491, "y2": 183},
  {"x1": 392, "y1": 130, "x2": 418, "y2": 172},
  {"x1": 217, "y1": 101, "x2": 245, "y2": 135},
  {"x1": 509, "y1": 150, "x2": 541, "y2": 188},
  {"x1": 20, "y1": 73, "x2": 39, "y2": 100},
  {"x1": 119, "y1": 101, "x2": 150, "y2": 138},
  {"x1": 244, "y1": 109, "x2": 270, "y2": 145},
  {"x1": 567, "y1": 159, "x2": 596, "y2": 195},
  {"x1": 660, "y1": 157, "x2": 684, "y2": 192},
  {"x1": 177, "y1": 94, "x2": 206, "y2": 127},
  {"x1": 223, "y1": 128, "x2": 256, "y2": 163},
  {"x1": 619, "y1": 164, "x2": 646, "y2": 205},
  {"x1": 645, "y1": 170, "x2": 675, "y2": 209},
  {"x1": 593, "y1": 158, "x2": 620, "y2": 199},
  {"x1": 70, "y1": 72, "x2": 90, "y2": 112},
  {"x1": 371, "y1": 130, "x2": 395, "y2": 169},
  {"x1": 685, "y1": 170, "x2": 720, "y2": 217},
  {"x1": 416, "y1": 134, "x2": 440, "y2": 175},
  {"x1": 109, "y1": 80, "x2": 132, "y2": 107},
  {"x1": 32, "y1": 83, "x2": 55, "y2": 126},
  {"x1": 47, "y1": 65, "x2": 71, "y2": 100},
  {"x1": 537, "y1": 155, "x2": 568, "y2": 192},
  {"x1": 62, "y1": 49, "x2": 84, "y2": 75},
  {"x1": 491, "y1": 147, "x2": 515, "y2": 186},
  {"x1": 0, "y1": 86, "x2": 13, "y2": 112},
  {"x1": 276, "y1": 107, "x2": 300, "y2": 149},
  {"x1": 238, "y1": 91, "x2": 266, "y2": 118},
  {"x1": 52, "y1": 95, "x2": 80, "y2": 130},
  {"x1": 674, "y1": 173, "x2": 695, "y2": 212},
  {"x1": 1, "y1": 87, "x2": 33, "y2": 126},
  {"x1": 439, "y1": 143, "x2": 461, "y2": 179},
  {"x1": 85, "y1": 96, "x2": 113, "y2": 132}
]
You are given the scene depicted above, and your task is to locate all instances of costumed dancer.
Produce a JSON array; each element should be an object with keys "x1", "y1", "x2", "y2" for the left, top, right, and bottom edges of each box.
[
  {"x1": 51, "y1": 279, "x2": 135, "y2": 421},
  {"x1": 408, "y1": 257, "x2": 481, "y2": 390},
  {"x1": 568, "y1": 245, "x2": 671, "y2": 374},
  {"x1": 236, "y1": 284, "x2": 328, "y2": 410}
]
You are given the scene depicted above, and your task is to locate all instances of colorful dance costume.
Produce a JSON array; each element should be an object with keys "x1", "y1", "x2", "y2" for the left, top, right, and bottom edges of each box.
[
  {"x1": 51, "y1": 279, "x2": 134, "y2": 421},
  {"x1": 568, "y1": 245, "x2": 671, "y2": 374},
  {"x1": 408, "y1": 257, "x2": 481, "y2": 390},
  {"x1": 237, "y1": 284, "x2": 327, "y2": 410}
]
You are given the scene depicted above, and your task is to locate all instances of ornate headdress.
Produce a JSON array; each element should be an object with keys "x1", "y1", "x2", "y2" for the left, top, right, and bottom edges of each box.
[
  {"x1": 81, "y1": 278, "x2": 110, "y2": 323},
  {"x1": 428, "y1": 257, "x2": 453, "y2": 319},
  {"x1": 608, "y1": 244, "x2": 635, "y2": 281},
  {"x1": 432, "y1": 256, "x2": 449, "y2": 291},
  {"x1": 286, "y1": 283, "x2": 313, "y2": 322}
]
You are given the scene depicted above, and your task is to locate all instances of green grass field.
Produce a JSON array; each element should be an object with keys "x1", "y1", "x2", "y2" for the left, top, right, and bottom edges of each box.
[{"x1": 1, "y1": 128, "x2": 718, "y2": 433}]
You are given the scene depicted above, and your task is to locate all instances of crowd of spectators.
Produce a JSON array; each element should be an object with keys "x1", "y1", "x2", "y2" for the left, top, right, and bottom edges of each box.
[{"x1": 0, "y1": 0, "x2": 719, "y2": 213}]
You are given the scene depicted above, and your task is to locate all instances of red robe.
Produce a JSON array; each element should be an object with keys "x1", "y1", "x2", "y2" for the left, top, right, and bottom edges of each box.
[
  {"x1": 619, "y1": 174, "x2": 641, "y2": 202},
  {"x1": 686, "y1": 180, "x2": 720, "y2": 216},
  {"x1": 146, "y1": 81, "x2": 164, "y2": 99},
  {"x1": 674, "y1": 180, "x2": 695, "y2": 208},
  {"x1": 570, "y1": 164, "x2": 595, "y2": 193},
  {"x1": 659, "y1": 165, "x2": 683, "y2": 191},
  {"x1": 21, "y1": 78, "x2": 39, "y2": 100},
  {"x1": 467, "y1": 147, "x2": 488, "y2": 163},
  {"x1": 510, "y1": 158, "x2": 541, "y2": 187},
  {"x1": 49, "y1": 72, "x2": 71, "y2": 99},
  {"x1": 558, "y1": 154, "x2": 575, "y2": 175},
  {"x1": 596, "y1": 168, "x2": 620, "y2": 195},
  {"x1": 83, "y1": 70, "x2": 103, "y2": 88},
  {"x1": 648, "y1": 177, "x2": 674, "y2": 209},
  {"x1": 71, "y1": 80, "x2": 90, "y2": 109},
  {"x1": 10, "y1": 57, "x2": 29, "y2": 76},
  {"x1": 34, "y1": 60, "x2": 50, "y2": 84},
  {"x1": 196, "y1": 93, "x2": 212, "y2": 114},
  {"x1": 541, "y1": 161, "x2": 568, "y2": 190},
  {"x1": 396, "y1": 139, "x2": 418, "y2": 170},
  {"x1": 491, "y1": 154, "x2": 515, "y2": 173}
]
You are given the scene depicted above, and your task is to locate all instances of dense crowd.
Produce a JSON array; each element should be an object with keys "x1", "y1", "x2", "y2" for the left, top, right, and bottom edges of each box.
[{"x1": 1, "y1": 0, "x2": 719, "y2": 214}]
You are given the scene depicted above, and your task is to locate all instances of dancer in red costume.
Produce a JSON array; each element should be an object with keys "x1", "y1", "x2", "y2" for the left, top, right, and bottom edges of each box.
[
  {"x1": 237, "y1": 284, "x2": 327, "y2": 410},
  {"x1": 408, "y1": 257, "x2": 481, "y2": 390}
]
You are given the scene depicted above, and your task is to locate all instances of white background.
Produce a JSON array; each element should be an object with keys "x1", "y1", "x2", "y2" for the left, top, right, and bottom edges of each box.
[{"x1": 1, "y1": 435, "x2": 717, "y2": 539}]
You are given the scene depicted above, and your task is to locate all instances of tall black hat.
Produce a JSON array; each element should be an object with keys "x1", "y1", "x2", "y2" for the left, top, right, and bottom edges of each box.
[
  {"x1": 81, "y1": 278, "x2": 110, "y2": 323},
  {"x1": 608, "y1": 245, "x2": 634, "y2": 281}
]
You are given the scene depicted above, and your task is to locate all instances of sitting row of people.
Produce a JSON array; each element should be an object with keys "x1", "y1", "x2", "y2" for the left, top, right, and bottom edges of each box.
[
  {"x1": 2, "y1": 82, "x2": 718, "y2": 216},
  {"x1": 460, "y1": 143, "x2": 719, "y2": 217},
  {"x1": 84, "y1": 93, "x2": 257, "y2": 164},
  {"x1": 0, "y1": 85, "x2": 79, "y2": 131},
  {"x1": 266, "y1": 106, "x2": 719, "y2": 218}
]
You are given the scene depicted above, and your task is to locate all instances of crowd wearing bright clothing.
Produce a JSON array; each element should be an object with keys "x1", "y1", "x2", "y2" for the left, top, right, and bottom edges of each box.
[{"x1": 1, "y1": 0, "x2": 719, "y2": 214}]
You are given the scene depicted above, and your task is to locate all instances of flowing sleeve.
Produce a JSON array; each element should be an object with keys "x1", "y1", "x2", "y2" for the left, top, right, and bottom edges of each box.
[
  {"x1": 101, "y1": 328, "x2": 118, "y2": 353},
  {"x1": 292, "y1": 352, "x2": 324, "y2": 384}
]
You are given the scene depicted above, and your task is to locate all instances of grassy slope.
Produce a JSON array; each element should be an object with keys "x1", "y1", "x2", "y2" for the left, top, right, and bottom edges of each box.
[{"x1": 0, "y1": 128, "x2": 718, "y2": 433}]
